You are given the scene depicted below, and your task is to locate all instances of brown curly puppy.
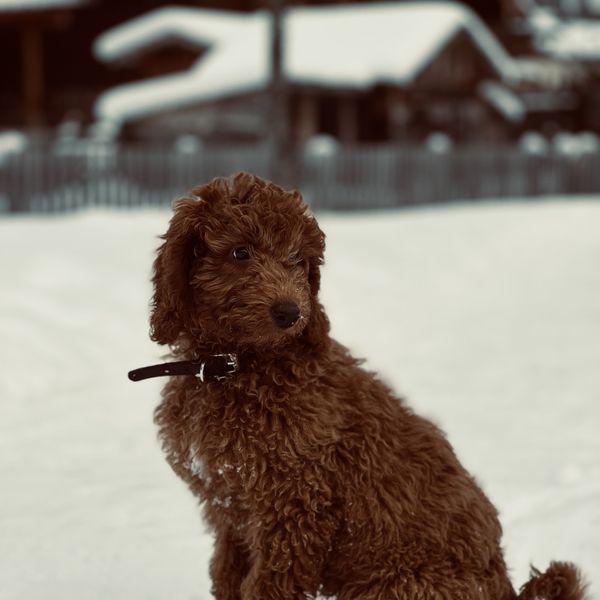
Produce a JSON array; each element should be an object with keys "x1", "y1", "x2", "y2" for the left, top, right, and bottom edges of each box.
[{"x1": 149, "y1": 173, "x2": 586, "y2": 600}]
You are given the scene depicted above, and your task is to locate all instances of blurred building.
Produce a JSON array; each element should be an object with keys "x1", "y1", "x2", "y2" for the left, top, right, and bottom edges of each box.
[
  {"x1": 92, "y1": 3, "x2": 524, "y2": 145},
  {"x1": 516, "y1": 3, "x2": 600, "y2": 133},
  {"x1": 1, "y1": 0, "x2": 599, "y2": 144},
  {"x1": 0, "y1": 0, "x2": 239, "y2": 128},
  {"x1": 0, "y1": 0, "x2": 89, "y2": 127}
]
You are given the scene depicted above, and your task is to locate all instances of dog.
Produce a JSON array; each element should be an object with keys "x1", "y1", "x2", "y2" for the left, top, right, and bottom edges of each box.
[{"x1": 146, "y1": 173, "x2": 586, "y2": 599}]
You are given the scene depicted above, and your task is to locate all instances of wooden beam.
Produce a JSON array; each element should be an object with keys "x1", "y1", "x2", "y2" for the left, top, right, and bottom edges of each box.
[
  {"x1": 21, "y1": 23, "x2": 44, "y2": 127},
  {"x1": 268, "y1": 0, "x2": 292, "y2": 184},
  {"x1": 338, "y1": 96, "x2": 358, "y2": 143},
  {"x1": 296, "y1": 94, "x2": 318, "y2": 144}
]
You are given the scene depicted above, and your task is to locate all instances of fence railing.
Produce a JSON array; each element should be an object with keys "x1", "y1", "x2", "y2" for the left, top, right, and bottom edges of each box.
[{"x1": 2, "y1": 142, "x2": 600, "y2": 213}]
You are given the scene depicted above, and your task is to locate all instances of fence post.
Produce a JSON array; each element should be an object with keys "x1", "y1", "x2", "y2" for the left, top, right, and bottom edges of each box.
[
  {"x1": 6, "y1": 154, "x2": 30, "y2": 212},
  {"x1": 2, "y1": 143, "x2": 600, "y2": 213}
]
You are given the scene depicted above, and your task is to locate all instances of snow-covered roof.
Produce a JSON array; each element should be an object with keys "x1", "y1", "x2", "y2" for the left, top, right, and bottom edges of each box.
[
  {"x1": 0, "y1": 0, "x2": 84, "y2": 11},
  {"x1": 478, "y1": 81, "x2": 525, "y2": 123},
  {"x1": 536, "y1": 19, "x2": 600, "y2": 61},
  {"x1": 93, "y1": 3, "x2": 518, "y2": 124},
  {"x1": 527, "y1": 6, "x2": 600, "y2": 61},
  {"x1": 95, "y1": 9, "x2": 248, "y2": 63}
]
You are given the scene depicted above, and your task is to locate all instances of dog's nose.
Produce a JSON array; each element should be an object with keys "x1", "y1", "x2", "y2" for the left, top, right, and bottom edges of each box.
[{"x1": 270, "y1": 302, "x2": 301, "y2": 329}]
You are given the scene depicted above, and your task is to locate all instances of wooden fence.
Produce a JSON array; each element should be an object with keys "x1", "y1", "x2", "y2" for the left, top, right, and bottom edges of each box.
[{"x1": 2, "y1": 143, "x2": 600, "y2": 213}]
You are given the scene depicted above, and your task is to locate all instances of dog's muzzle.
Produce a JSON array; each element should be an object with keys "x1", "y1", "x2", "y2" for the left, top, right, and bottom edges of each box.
[{"x1": 270, "y1": 302, "x2": 301, "y2": 329}]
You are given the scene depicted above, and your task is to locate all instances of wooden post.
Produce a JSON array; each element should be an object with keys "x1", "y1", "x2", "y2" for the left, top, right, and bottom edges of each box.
[
  {"x1": 338, "y1": 95, "x2": 358, "y2": 144},
  {"x1": 296, "y1": 94, "x2": 318, "y2": 144},
  {"x1": 268, "y1": 0, "x2": 292, "y2": 185},
  {"x1": 21, "y1": 23, "x2": 45, "y2": 127}
]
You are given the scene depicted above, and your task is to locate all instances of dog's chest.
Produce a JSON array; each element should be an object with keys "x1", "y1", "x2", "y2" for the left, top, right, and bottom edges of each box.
[
  {"x1": 178, "y1": 389, "x2": 297, "y2": 499},
  {"x1": 185, "y1": 449, "x2": 245, "y2": 512}
]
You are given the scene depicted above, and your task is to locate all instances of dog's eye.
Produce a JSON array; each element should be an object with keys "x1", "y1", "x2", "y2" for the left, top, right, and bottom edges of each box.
[
  {"x1": 288, "y1": 252, "x2": 303, "y2": 265},
  {"x1": 232, "y1": 246, "x2": 251, "y2": 261}
]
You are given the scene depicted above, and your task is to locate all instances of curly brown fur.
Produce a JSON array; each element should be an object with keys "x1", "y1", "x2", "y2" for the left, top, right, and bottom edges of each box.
[
  {"x1": 517, "y1": 563, "x2": 588, "y2": 600},
  {"x1": 149, "y1": 173, "x2": 586, "y2": 599}
]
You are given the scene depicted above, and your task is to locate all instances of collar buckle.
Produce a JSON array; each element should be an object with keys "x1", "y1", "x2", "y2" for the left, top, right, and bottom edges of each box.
[{"x1": 195, "y1": 352, "x2": 239, "y2": 382}]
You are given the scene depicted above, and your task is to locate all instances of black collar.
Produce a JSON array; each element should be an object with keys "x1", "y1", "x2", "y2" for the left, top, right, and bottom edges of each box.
[{"x1": 128, "y1": 353, "x2": 239, "y2": 383}]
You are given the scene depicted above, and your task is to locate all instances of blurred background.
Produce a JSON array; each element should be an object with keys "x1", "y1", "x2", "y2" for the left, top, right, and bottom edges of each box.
[
  {"x1": 1, "y1": 1, "x2": 599, "y2": 599},
  {"x1": 1, "y1": 0, "x2": 600, "y2": 208}
]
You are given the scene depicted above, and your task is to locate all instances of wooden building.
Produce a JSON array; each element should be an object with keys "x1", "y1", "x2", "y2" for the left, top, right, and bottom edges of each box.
[
  {"x1": 93, "y1": 3, "x2": 524, "y2": 145},
  {"x1": 0, "y1": 0, "x2": 238, "y2": 129},
  {"x1": 0, "y1": 0, "x2": 88, "y2": 127}
]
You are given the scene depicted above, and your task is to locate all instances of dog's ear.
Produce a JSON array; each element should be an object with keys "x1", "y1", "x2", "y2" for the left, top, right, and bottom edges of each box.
[
  {"x1": 150, "y1": 198, "x2": 205, "y2": 346},
  {"x1": 305, "y1": 213, "x2": 325, "y2": 297},
  {"x1": 307, "y1": 255, "x2": 322, "y2": 297},
  {"x1": 303, "y1": 298, "x2": 330, "y2": 351},
  {"x1": 303, "y1": 220, "x2": 330, "y2": 349}
]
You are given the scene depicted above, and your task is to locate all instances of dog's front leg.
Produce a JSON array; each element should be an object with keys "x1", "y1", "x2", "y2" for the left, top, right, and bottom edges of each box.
[
  {"x1": 209, "y1": 527, "x2": 250, "y2": 600},
  {"x1": 240, "y1": 550, "x2": 328, "y2": 600},
  {"x1": 240, "y1": 504, "x2": 337, "y2": 600},
  {"x1": 240, "y1": 556, "x2": 309, "y2": 600}
]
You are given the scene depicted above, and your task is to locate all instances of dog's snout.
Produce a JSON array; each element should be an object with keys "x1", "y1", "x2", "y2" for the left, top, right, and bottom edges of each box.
[{"x1": 270, "y1": 302, "x2": 301, "y2": 329}]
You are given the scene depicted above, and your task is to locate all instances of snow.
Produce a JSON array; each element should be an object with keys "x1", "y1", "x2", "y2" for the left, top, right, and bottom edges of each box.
[
  {"x1": 527, "y1": 6, "x2": 562, "y2": 34},
  {"x1": 478, "y1": 80, "x2": 526, "y2": 123},
  {"x1": 0, "y1": 0, "x2": 83, "y2": 11},
  {"x1": 93, "y1": 8, "x2": 248, "y2": 63},
  {"x1": 1, "y1": 198, "x2": 599, "y2": 599},
  {"x1": 0, "y1": 130, "x2": 27, "y2": 163},
  {"x1": 534, "y1": 17, "x2": 600, "y2": 60},
  {"x1": 93, "y1": 3, "x2": 518, "y2": 124},
  {"x1": 285, "y1": 3, "x2": 515, "y2": 86}
]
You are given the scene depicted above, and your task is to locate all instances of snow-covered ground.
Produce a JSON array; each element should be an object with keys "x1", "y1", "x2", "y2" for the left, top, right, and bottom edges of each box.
[{"x1": 1, "y1": 198, "x2": 598, "y2": 599}]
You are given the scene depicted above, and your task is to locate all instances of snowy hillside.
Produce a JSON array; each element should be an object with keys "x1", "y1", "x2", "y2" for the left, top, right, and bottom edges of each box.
[{"x1": 1, "y1": 198, "x2": 598, "y2": 599}]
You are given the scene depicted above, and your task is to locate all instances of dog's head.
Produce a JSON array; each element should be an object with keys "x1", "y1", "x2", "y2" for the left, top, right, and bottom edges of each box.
[{"x1": 150, "y1": 172, "x2": 329, "y2": 353}]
